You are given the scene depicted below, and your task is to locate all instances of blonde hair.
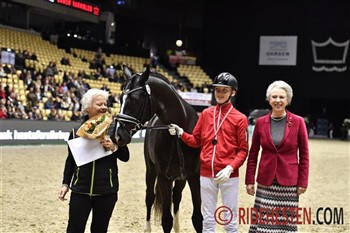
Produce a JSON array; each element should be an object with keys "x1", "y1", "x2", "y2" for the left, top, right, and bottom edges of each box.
[
  {"x1": 81, "y1": 89, "x2": 109, "y2": 115},
  {"x1": 266, "y1": 80, "x2": 293, "y2": 104}
]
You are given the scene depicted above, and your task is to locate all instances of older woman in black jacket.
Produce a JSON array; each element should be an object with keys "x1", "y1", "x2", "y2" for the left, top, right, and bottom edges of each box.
[{"x1": 58, "y1": 88, "x2": 129, "y2": 233}]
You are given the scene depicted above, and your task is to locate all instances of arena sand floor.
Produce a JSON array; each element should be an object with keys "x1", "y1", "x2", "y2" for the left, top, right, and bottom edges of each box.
[{"x1": 1, "y1": 139, "x2": 349, "y2": 232}]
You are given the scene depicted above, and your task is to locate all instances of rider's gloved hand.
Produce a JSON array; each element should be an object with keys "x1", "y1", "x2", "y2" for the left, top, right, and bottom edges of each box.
[
  {"x1": 168, "y1": 124, "x2": 184, "y2": 138},
  {"x1": 214, "y1": 165, "x2": 233, "y2": 184}
]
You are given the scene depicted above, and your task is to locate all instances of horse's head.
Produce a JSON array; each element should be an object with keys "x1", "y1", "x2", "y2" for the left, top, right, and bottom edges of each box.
[{"x1": 115, "y1": 65, "x2": 154, "y2": 146}]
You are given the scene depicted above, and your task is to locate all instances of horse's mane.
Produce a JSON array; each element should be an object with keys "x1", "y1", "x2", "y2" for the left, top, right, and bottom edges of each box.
[
  {"x1": 149, "y1": 71, "x2": 171, "y2": 84},
  {"x1": 149, "y1": 71, "x2": 181, "y2": 94}
]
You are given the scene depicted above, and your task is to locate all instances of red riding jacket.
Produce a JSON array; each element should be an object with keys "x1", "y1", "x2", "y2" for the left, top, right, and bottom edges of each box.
[{"x1": 181, "y1": 103, "x2": 249, "y2": 178}]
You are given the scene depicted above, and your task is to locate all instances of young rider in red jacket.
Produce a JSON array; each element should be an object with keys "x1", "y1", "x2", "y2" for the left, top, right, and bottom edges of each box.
[{"x1": 169, "y1": 72, "x2": 249, "y2": 233}]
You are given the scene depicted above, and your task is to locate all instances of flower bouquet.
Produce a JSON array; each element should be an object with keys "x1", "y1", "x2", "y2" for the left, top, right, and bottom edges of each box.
[{"x1": 76, "y1": 113, "x2": 113, "y2": 140}]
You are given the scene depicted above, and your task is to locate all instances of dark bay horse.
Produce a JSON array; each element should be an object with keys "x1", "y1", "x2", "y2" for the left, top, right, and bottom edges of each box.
[{"x1": 115, "y1": 66, "x2": 202, "y2": 232}]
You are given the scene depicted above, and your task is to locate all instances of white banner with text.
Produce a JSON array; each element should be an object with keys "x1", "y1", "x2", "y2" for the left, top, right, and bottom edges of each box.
[{"x1": 259, "y1": 36, "x2": 298, "y2": 66}]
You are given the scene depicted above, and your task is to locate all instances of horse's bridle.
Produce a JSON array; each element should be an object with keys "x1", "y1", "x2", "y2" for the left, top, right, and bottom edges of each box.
[{"x1": 116, "y1": 84, "x2": 152, "y2": 132}]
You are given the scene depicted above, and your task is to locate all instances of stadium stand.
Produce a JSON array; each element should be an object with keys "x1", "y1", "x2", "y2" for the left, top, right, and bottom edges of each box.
[{"x1": 0, "y1": 25, "x2": 212, "y2": 122}]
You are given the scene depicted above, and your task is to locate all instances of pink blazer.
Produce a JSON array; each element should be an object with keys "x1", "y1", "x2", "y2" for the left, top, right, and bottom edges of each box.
[{"x1": 245, "y1": 111, "x2": 309, "y2": 187}]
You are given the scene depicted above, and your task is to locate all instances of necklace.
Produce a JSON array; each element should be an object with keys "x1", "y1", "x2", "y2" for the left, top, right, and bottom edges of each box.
[
  {"x1": 212, "y1": 105, "x2": 233, "y2": 145},
  {"x1": 271, "y1": 114, "x2": 286, "y2": 121}
]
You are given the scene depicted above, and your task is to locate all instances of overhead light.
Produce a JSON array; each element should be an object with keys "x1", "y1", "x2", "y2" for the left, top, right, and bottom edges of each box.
[{"x1": 176, "y1": 39, "x2": 183, "y2": 47}]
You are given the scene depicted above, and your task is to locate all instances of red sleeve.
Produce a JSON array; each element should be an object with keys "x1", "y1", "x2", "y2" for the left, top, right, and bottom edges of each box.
[
  {"x1": 181, "y1": 112, "x2": 204, "y2": 148},
  {"x1": 230, "y1": 116, "x2": 249, "y2": 170},
  {"x1": 297, "y1": 117, "x2": 309, "y2": 188},
  {"x1": 245, "y1": 120, "x2": 261, "y2": 185}
]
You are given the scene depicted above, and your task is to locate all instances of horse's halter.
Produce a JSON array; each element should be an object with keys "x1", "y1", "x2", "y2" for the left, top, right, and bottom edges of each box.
[{"x1": 116, "y1": 83, "x2": 152, "y2": 133}]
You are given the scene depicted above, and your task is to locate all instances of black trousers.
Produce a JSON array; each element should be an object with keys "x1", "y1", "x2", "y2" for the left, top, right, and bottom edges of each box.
[{"x1": 67, "y1": 192, "x2": 118, "y2": 233}]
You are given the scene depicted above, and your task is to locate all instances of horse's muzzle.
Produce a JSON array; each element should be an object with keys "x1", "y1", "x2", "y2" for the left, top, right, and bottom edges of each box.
[{"x1": 116, "y1": 127, "x2": 132, "y2": 146}]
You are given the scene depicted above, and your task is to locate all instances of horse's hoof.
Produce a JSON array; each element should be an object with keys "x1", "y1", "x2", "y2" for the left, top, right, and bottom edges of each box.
[{"x1": 144, "y1": 221, "x2": 151, "y2": 233}]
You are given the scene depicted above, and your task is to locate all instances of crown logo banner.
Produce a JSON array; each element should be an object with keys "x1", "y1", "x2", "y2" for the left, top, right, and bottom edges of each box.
[{"x1": 311, "y1": 38, "x2": 349, "y2": 72}]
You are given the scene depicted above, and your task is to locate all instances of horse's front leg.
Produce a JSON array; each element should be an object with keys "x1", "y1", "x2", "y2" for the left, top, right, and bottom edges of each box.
[
  {"x1": 157, "y1": 175, "x2": 174, "y2": 233},
  {"x1": 187, "y1": 175, "x2": 203, "y2": 233},
  {"x1": 172, "y1": 180, "x2": 186, "y2": 233},
  {"x1": 144, "y1": 163, "x2": 157, "y2": 233}
]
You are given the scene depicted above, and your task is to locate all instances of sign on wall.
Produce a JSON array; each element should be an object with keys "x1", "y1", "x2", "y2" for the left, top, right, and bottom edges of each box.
[
  {"x1": 311, "y1": 37, "x2": 349, "y2": 72},
  {"x1": 259, "y1": 36, "x2": 298, "y2": 66},
  {"x1": 1, "y1": 50, "x2": 15, "y2": 65},
  {"x1": 178, "y1": 91, "x2": 212, "y2": 106}
]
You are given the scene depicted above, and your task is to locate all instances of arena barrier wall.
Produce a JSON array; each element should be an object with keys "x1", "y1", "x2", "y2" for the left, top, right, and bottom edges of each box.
[{"x1": 0, "y1": 119, "x2": 145, "y2": 145}]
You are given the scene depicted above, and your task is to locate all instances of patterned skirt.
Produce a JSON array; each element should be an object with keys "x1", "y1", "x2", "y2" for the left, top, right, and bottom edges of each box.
[{"x1": 249, "y1": 179, "x2": 299, "y2": 233}]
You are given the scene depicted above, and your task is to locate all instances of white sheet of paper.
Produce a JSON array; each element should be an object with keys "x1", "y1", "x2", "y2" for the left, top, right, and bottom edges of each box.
[{"x1": 67, "y1": 137, "x2": 112, "y2": 166}]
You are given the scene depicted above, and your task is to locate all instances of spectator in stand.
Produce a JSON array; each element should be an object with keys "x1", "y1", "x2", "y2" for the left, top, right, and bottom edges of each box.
[
  {"x1": 107, "y1": 93, "x2": 120, "y2": 108},
  {"x1": 73, "y1": 76, "x2": 87, "y2": 99},
  {"x1": 100, "y1": 65, "x2": 107, "y2": 78},
  {"x1": 6, "y1": 90, "x2": 20, "y2": 109},
  {"x1": 48, "y1": 108, "x2": 58, "y2": 120},
  {"x1": 60, "y1": 95, "x2": 71, "y2": 111},
  {"x1": 45, "y1": 62, "x2": 55, "y2": 78},
  {"x1": 190, "y1": 84, "x2": 198, "y2": 93},
  {"x1": 82, "y1": 79, "x2": 91, "y2": 90},
  {"x1": 81, "y1": 56, "x2": 88, "y2": 62},
  {"x1": 89, "y1": 58, "x2": 97, "y2": 69},
  {"x1": 101, "y1": 83, "x2": 110, "y2": 93},
  {"x1": 12, "y1": 105, "x2": 27, "y2": 119},
  {"x1": 77, "y1": 70, "x2": 91, "y2": 80},
  {"x1": 24, "y1": 71, "x2": 35, "y2": 90},
  {"x1": 96, "y1": 47, "x2": 103, "y2": 59},
  {"x1": 3, "y1": 82, "x2": 12, "y2": 97},
  {"x1": 0, "y1": 64, "x2": 6, "y2": 77},
  {"x1": 2, "y1": 64, "x2": 12, "y2": 74},
  {"x1": 27, "y1": 106, "x2": 42, "y2": 120},
  {"x1": 61, "y1": 56, "x2": 71, "y2": 66},
  {"x1": 44, "y1": 97, "x2": 55, "y2": 109},
  {"x1": 26, "y1": 86, "x2": 39, "y2": 109},
  {"x1": 70, "y1": 93, "x2": 81, "y2": 113},
  {"x1": 45, "y1": 61, "x2": 58, "y2": 77},
  {"x1": 92, "y1": 68, "x2": 103, "y2": 80},
  {"x1": 0, "y1": 99, "x2": 8, "y2": 119},
  {"x1": 114, "y1": 62, "x2": 123, "y2": 70},
  {"x1": 30, "y1": 52, "x2": 38, "y2": 61},
  {"x1": 15, "y1": 50, "x2": 26, "y2": 69},
  {"x1": 41, "y1": 76, "x2": 55, "y2": 97},
  {"x1": 66, "y1": 75, "x2": 77, "y2": 91},
  {"x1": 0, "y1": 103, "x2": 8, "y2": 119},
  {"x1": 106, "y1": 65, "x2": 116, "y2": 82},
  {"x1": 14, "y1": 101, "x2": 27, "y2": 119},
  {"x1": 0, "y1": 84, "x2": 7, "y2": 99},
  {"x1": 22, "y1": 50, "x2": 31, "y2": 60},
  {"x1": 34, "y1": 86, "x2": 43, "y2": 103},
  {"x1": 19, "y1": 68, "x2": 27, "y2": 81},
  {"x1": 6, "y1": 105, "x2": 16, "y2": 119},
  {"x1": 56, "y1": 81, "x2": 69, "y2": 95},
  {"x1": 48, "y1": 108, "x2": 64, "y2": 121}
]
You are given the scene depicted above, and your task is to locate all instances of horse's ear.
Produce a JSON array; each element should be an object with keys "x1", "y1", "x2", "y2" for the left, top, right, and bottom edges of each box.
[
  {"x1": 139, "y1": 65, "x2": 150, "y2": 85},
  {"x1": 123, "y1": 65, "x2": 133, "y2": 80}
]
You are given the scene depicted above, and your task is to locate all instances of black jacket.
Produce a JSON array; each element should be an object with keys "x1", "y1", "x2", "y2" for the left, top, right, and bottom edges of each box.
[{"x1": 62, "y1": 126, "x2": 129, "y2": 196}]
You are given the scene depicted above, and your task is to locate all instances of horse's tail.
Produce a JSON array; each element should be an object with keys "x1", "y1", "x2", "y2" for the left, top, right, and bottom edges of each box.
[{"x1": 153, "y1": 179, "x2": 162, "y2": 223}]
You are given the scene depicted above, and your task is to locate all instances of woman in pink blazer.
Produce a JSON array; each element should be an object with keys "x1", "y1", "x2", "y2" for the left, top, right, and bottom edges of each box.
[{"x1": 245, "y1": 80, "x2": 309, "y2": 233}]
